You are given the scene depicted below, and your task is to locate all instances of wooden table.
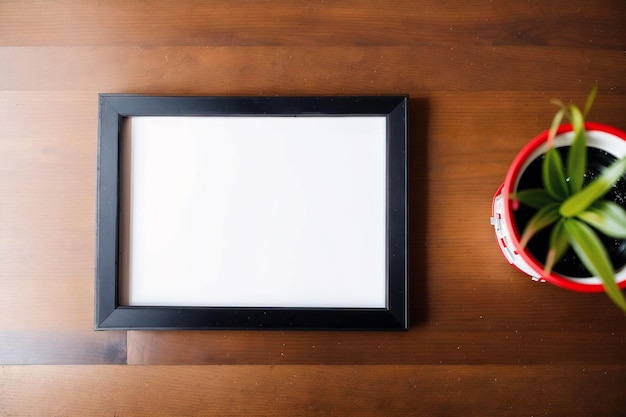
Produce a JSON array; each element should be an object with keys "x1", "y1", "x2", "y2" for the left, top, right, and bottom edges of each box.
[{"x1": 1, "y1": 1, "x2": 625, "y2": 415}]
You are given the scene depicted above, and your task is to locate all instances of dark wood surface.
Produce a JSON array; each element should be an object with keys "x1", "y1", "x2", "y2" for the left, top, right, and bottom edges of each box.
[{"x1": 1, "y1": 1, "x2": 625, "y2": 415}]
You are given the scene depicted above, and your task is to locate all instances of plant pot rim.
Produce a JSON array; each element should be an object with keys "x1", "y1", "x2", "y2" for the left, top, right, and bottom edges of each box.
[{"x1": 499, "y1": 122, "x2": 626, "y2": 292}]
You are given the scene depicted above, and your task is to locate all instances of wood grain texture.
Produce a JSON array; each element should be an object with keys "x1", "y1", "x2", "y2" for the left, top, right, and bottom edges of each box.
[
  {"x1": 1, "y1": 0, "x2": 626, "y2": 414},
  {"x1": 1, "y1": 1, "x2": 624, "y2": 48},
  {"x1": 2, "y1": 46, "x2": 626, "y2": 93},
  {"x1": 2, "y1": 365, "x2": 625, "y2": 416}
]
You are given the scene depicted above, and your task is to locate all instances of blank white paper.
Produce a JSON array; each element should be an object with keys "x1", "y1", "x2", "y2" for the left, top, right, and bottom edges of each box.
[{"x1": 123, "y1": 116, "x2": 388, "y2": 308}]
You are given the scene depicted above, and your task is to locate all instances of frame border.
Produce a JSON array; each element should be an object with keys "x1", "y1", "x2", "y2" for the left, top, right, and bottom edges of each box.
[{"x1": 95, "y1": 95, "x2": 408, "y2": 330}]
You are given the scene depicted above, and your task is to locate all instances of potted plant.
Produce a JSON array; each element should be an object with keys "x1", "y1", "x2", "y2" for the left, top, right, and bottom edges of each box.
[{"x1": 491, "y1": 87, "x2": 626, "y2": 312}]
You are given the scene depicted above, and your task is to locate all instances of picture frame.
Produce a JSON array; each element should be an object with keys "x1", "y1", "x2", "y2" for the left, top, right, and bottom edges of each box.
[{"x1": 95, "y1": 94, "x2": 408, "y2": 330}]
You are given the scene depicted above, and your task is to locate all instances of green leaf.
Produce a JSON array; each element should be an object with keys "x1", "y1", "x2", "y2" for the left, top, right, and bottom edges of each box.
[
  {"x1": 515, "y1": 189, "x2": 561, "y2": 209},
  {"x1": 548, "y1": 107, "x2": 566, "y2": 148},
  {"x1": 560, "y1": 157, "x2": 626, "y2": 217},
  {"x1": 563, "y1": 219, "x2": 626, "y2": 313},
  {"x1": 583, "y1": 86, "x2": 598, "y2": 118},
  {"x1": 545, "y1": 218, "x2": 570, "y2": 274},
  {"x1": 566, "y1": 107, "x2": 587, "y2": 194},
  {"x1": 519, "y1": 203, "x2": 561, "y2": 248},
  {"x1": 543, "y1": 147, "x2": 570, "y2": 200},
  {"x1": 569, "y1": 104, "x2": 584, "y2": 133},
  {"x1": 577, "y1": 200, "x2": 626, "y2": 238}
]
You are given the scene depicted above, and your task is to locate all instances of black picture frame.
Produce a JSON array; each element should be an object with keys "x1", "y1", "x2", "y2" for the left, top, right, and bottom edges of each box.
[{"x1": 95, "y1": 94, "x2": 408, "y2": 330}]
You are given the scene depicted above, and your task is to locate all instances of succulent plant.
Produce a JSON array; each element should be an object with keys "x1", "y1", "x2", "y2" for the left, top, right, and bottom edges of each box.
[{"x1": 513, "y1": 87, "x2": 626, "y2": 312}]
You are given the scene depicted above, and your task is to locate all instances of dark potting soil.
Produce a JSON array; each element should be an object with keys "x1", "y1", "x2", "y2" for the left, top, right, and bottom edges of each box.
[{"x1": 513, "y1": 146, "x2": 626, "y2": 278}]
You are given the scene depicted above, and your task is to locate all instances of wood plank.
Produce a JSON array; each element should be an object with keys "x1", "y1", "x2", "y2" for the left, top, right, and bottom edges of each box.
[
  {"x1": 0, "y1": 330, "x2": 126, "y2": 364},
  {"x1": 1, "y1": 1, "x2": 624, "y2": 49},
  {"x1": 127, "y1": 327, "x2": 626, "y2": 365},
  {"x1": 0, "y1": 92, "x2": 96, "y2": 290},
  {"x1": 1, "y1": 46, "x2": 625, "y2": 93},
  {"x1": 1, "y1": 365, "x2": 624, "y2": 416},
  {"x1": 2, "y1": 91, "x2": 625, "y2": 366},
  {"x1": 0, "y1": 91, "x2": 126, "y2": 364}
]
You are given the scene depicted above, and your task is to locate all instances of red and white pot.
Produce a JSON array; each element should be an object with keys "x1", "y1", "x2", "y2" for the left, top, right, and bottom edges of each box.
[{"x1": 491, "y1": 122, "x2": 626, "y2": 292}]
